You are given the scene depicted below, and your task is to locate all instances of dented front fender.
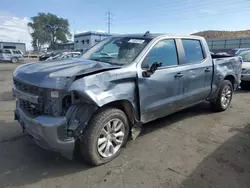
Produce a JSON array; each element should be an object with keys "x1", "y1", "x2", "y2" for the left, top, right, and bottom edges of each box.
[{"x1": 69, "y1": 67, "x2": 139, "y2": 110}]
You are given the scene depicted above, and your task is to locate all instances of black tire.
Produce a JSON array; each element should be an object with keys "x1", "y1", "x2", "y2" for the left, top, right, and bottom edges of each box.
[
  {"x1": 210, "y1": 80, "x2": 233, "y2": 112},
  {"x1": 11, "y1": 58, "x2": 18, "y2": 63},
  {"x1": 80, "y1": 107, "x2": 130, "y2": 166}
]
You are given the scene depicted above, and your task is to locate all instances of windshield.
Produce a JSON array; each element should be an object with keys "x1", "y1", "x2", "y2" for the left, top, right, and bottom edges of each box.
[
  {"x1": 13, "y1": 50, "x2": 22, "y2": 55},
  {"x1": 82, "y1": 36, "x2": 151, "y2": 65}
]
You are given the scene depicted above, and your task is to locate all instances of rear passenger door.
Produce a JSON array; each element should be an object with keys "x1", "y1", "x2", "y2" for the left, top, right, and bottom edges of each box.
[{"x1": 180, "y1": 39, "x2": 213, "y2": 106}]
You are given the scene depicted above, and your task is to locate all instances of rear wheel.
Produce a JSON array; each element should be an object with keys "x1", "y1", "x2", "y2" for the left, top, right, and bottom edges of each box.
[
  {"x1": 210, "y1": 80, "x2": 233, "y2": 112},
  {"x1": 11, "y1": 58, "x2": 18, "y2": 63},
  {"x1": 80, "y1": 108, "x2": 130, "y2": 166}
]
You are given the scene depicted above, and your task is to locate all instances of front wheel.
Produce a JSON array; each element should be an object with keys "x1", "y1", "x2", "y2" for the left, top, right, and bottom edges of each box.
[
  {"x1": 80, "y1": 108, "x2": 130, "y2": 166},
  {"x1": 11, "y1": 58, "x2": 18, "y2": 63},
  {"x1": 210, "y1": 80, "x2": 233, "y2": 112}
]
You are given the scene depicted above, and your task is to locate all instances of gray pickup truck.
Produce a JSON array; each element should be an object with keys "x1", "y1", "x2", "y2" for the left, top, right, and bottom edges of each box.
[{"x1": 13, "y1": 33, "x2": 242, "y2": 165}]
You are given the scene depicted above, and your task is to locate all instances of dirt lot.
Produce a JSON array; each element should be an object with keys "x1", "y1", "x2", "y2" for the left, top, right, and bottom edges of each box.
[{"x1": 0, "y1": 61, "x2": 250, "y2": 188}]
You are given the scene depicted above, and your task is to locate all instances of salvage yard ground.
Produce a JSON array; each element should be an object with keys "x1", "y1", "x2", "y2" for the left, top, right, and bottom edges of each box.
[{"x1": 0, "y1": 61, "x2": 250, "y2": 188}]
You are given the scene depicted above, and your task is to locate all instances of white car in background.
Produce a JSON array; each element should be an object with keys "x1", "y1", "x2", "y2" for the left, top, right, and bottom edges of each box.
[
  {"x1": 239, "y1": 50, "x2": 250, "y2": 89},
  {"x1": 0, "y1": 49, "x2": 24, "y2": 63},
  {"x1": 45, "y1": 52, "x2": 81, "y2": 61}
]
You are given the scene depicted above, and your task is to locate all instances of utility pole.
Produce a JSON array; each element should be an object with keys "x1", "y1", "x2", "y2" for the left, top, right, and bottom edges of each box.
[{"x1": 107, "y1": 10, "x2": 112, "y2": 34}]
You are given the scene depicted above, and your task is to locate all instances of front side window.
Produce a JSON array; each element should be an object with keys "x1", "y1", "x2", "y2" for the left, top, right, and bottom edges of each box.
[
  {"x1": 145, "y1": 39, "x2": 178, "y2": 67},
  {"x1": 82, "y1": 37, "x2": 151, "y2": 65},
  {"x1": 182, "y1": 39, "x2": 204, "y2": 64}
]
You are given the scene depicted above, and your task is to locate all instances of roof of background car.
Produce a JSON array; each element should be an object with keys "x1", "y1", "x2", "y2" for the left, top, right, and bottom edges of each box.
[{"x1": 114, "y1": 33, "x2": 204, "y2": 40}]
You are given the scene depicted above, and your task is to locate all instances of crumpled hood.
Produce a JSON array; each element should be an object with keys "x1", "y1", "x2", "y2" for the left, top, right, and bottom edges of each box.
[{"x1": 13, "y1": 58, "x2": 120, "y2": 89}]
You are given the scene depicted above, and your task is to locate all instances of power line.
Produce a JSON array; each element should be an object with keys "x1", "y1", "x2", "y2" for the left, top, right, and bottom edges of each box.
[
  {"x1": 151, "y1": 0, "x2": 247, "y2": 12},
  {"x1": 114, "y1": 5, "x2": 250, "y2": 26},
  {"x1": 112, "y1": 8, "x2": 250, "y2": 33},
  {"x1": 114, "y1": 0, "x2": 247, "y2": 25}
]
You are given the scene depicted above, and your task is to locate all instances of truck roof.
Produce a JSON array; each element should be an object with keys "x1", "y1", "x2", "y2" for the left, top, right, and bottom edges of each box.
[{"x1": 116, "y1": 33, "x2": 204, "y2": 40}]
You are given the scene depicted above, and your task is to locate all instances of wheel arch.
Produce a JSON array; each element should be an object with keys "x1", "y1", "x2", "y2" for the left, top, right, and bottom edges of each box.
[
  {"x1": 100, "y1": 99, "x2": 140, "y2": 126},
  {"x1": 224, "y1": 74, "x2": 235, "y2": 89}
]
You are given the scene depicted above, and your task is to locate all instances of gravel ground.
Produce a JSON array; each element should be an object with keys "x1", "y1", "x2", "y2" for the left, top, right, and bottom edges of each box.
[{"x1": 0, "y1": 62, "x2": 250, "y2": 188}]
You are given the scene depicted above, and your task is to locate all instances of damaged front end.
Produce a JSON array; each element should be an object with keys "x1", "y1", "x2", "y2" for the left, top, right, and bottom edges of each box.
[
  {"x1": 13, "y1": 76, "x2": 99, "y2": 159},
  {"x1": 14, "y1": 94, "x2": 98, "y2": 160},
  {"x1": 13, "y1": 58, "x2": 142, "y2": 159}
]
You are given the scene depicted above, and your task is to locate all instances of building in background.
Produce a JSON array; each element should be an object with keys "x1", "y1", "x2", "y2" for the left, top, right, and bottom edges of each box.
[
  {"x1": 57, "y1": 42, "x2": 74, "y2": 51},
  {"x1": 74, "y1": 31, "x2": 113, "y2": 52},
  {"x1": 0, "y1": 42, "x2": 26, "y2": 53}
]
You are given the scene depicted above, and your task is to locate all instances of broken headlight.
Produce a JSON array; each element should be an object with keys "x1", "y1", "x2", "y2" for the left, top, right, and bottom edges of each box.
[{"x1": 44, "y1": 89, "x2": 72, "y2": 116}]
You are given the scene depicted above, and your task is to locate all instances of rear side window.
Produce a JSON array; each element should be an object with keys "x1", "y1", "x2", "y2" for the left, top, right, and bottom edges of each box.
[
  {"x1": 145, "y1": 39, "x2": 178, "y2": 67},
  {"x1": 182, "y1": 39, "x2": 204, "y2": 64}
]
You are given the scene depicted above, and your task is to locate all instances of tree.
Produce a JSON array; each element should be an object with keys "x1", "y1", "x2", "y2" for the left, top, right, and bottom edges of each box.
[{"x1": 28, "y1": 13, "x2": 71, "y2": 51}]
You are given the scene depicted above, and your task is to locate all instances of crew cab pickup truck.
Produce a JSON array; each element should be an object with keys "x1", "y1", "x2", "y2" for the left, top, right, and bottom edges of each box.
[{"x1": 13, "y1": 33, "x2": 242, "y2": 166}]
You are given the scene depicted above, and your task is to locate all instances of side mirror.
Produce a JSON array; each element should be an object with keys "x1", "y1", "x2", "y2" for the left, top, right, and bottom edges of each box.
[{"x1": 142, "y1": 62, "x2": 162, "y2": 77}]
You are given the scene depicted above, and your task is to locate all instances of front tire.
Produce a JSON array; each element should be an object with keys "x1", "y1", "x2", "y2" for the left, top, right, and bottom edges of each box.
[
  {"x1": 11, "y1": 58, "x2": 18, "y2": 63},
  {"x1": 80, "y1": 108, "x2": 130, "y2": 166},
  {"x1": 210, "y1": 80, "x2": 233, "y2": 112}
]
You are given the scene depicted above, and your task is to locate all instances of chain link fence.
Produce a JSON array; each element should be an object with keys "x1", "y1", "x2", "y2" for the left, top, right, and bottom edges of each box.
[{"x1": 207, "y1": 37, "x2": 250, "y2": 51}]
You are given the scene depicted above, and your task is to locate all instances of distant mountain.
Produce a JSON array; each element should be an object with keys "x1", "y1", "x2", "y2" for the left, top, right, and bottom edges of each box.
[{"x1": 192, "y1": 30, "x2": 250, "y2": 39}]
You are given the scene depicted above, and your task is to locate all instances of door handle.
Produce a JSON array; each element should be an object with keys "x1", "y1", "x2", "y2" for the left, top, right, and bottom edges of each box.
[
  {"x1": 205, "y1": 68, "x2": 211, "y2": 72},
  {"x1": 175, "y1": 72, "x2": 184, "y2": 78}
]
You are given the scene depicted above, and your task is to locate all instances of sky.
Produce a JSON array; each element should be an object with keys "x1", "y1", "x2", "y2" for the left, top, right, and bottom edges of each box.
[{"x1": 0, "y1": 0, "x2": 250, "y2": 50}]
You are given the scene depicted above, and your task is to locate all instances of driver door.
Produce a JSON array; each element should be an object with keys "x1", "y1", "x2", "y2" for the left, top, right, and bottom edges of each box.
[{"x1": 137, "y1": 39, "x2": 185, "y2": 123}]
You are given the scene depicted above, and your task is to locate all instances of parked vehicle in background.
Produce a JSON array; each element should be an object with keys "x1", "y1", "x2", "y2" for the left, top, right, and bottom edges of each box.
[
  {"x1": 238, "y1": 50, "x2": 250, "y2": 89},
  {"x1": 45, "y1": 52, "x2": 81, "y2": 61},
  {"x1": 13, "y1": 33, "x2": 242, "y2": 166},
  {"x1": 0, "y1": 49, "x2": 24, "y2": 63},
  {"x1": 39, "y1": 50, "x2": 65, "y2": 61},
  {"x1": 228, "y1": 48, "x2": 250, "y2": 55},
  {"x1": 215, "y1": 52, "x2": 231, "y2": 56}
]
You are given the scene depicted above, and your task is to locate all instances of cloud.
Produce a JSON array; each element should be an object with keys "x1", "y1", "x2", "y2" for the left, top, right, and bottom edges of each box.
[{"x1": 0, "y1": 12, "x2": 32, "y2": 50}]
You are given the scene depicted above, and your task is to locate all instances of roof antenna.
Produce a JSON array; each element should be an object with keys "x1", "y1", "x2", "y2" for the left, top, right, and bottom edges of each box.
[{"x1": 144, "y1": 31, "x2": 150, "y2": 36}]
